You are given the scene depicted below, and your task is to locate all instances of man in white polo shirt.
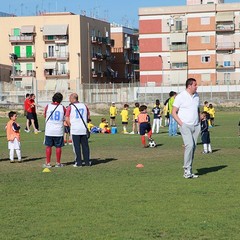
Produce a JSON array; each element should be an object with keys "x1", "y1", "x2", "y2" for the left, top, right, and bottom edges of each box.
[
  {"x1": 65, "y1": 93, "x2": 91, "y2": 167},
  {"x1": 172, "y1": 78, "x2": 200, "y2": 179}
]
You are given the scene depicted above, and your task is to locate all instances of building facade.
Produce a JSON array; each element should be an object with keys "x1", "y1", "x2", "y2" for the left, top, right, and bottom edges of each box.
[
  {"x1": 111, "y1": 25, "x2": 139, "y2": 83},
  {"x1": 139, "y1": 1, "x2": 240, "y2": 86},
  {"x1": 0, "y1": 12, "x2": 114, "y2": 92}
]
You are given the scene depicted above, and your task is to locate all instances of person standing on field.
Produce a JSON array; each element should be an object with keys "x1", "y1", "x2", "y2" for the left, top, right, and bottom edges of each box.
[
  {"x1": 66, "y1": 93, "x2": 91, "y2": 167},
  {"x1": 172, "y1": 78, "x2": 200, "y2": 179},
  {"x1": 43, "y1": 92, "x2": 66, "y2": 168},
  {"x1": 109, "y1": 102, "x2": 117, "y2": 126}
]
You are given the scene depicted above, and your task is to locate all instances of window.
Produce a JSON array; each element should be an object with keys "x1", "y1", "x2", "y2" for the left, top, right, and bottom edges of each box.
[
  {"x1": 201, "y1": 73, "x2": 211, "y2": 82},
  {"x1": 201, "y1": 17, "x2": 210, "y2": 25},
  {"x1": 224, "y1": 73, "x2": 230, "y2": 84},
  {"x1": 60, "y1": 63, "x2": 66, "y2": 74},
  {"x1": 13, "y1": 28, "x2": 20, "y2": 36},
  {"x1": 175, "y1": 20, "x2": 182, "y2": 31},
  {"x1": 201, "y1": 55, "x2": 210, "y2": 63},
  {"x1": 48, "y1": 46, "x2": 54, "y2": 57},
  {"x1": 201, "y1": 36, "x2": 210, "y2": 44}
]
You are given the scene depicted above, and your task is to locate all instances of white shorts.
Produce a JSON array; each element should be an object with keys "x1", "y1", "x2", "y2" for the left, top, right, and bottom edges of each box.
[{"x1": 8, "y1": 138, "x2": 21, "y2": 150}]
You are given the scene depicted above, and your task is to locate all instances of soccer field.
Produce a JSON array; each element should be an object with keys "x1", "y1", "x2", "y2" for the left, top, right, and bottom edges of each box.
[{"x1": 0, "y1": 111, "x2": 239, "y2": 240}]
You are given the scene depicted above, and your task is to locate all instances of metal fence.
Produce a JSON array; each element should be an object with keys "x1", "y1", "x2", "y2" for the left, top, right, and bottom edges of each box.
[{"x1": 0, "y1": 80, "x2": 240, "y2": 108}]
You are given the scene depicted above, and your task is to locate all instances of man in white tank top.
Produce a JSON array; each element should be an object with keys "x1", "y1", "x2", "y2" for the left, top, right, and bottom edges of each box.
[
  {"x1": 65, "y1": 93, "x2": 91, "y2": 167},
  {"x1": 43, "y1": 92, "x2": 66, "y2": 168}
]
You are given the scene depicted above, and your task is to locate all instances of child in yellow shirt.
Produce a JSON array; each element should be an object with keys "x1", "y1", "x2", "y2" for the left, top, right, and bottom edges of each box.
[{"x1": 120, "y1": 104, "x2": 129, "y2": 133}]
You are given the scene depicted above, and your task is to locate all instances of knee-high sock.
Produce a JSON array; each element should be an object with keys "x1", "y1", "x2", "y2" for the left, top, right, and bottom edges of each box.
[
  {"x1": 56, "y1": 147, "x2": 62, "y2": 164},
  {"x1": 9, "y1": 149, "x2": 14, "y2": 161},
  {"x1": 46, "y1": 146, "x2": 52, "y2": 164},
  {"x1": 141, "y1": 136, "x2": 146, "y2": 146},
  {"x1": 16, "y1": 149, "x2": 21, "y2": 160},
  {"x1": 147, "y1": 129, "x2": 152, "y2": 139}
]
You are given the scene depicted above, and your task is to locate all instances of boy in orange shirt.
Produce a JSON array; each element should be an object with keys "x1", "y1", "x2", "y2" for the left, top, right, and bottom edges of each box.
[
  {"x1": 6, "y1": 111, "x2": 22, "y2": 163},
  {"x1": 137, "y1": 105, "x2": 153, "y2": 148}
]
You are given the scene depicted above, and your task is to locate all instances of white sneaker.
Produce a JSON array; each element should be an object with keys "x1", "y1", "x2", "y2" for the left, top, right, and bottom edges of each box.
[
  {"x1": 129, "y1": 131, "x2": 134, "y2": 134},
  {"x1": 43, "y1": 163, "x2": 52, "y2": 168},
  {"x1": 24, "y1": 129, "x2": 30, "y2": 133},
  {"x1": 183, "y1": 173, "x2": 199, "y2": 179},
  {"x1": 73, "y1": 163, "x2": 82, "y2": 168},
  {"x1": 55, "y1": 163, "x2": 64, "y2": 168}
]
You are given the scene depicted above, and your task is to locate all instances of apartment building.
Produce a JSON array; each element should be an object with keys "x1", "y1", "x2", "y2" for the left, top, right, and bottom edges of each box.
[
  {"x1": 139, "y1": 0, "x2": 240, "y2": 86},
  {"x1": 0, "y1": 12, "x2": 114, "y2": 91},
  {"x1": 111, "y1": 25, "x2": 139, "y2": 83}
]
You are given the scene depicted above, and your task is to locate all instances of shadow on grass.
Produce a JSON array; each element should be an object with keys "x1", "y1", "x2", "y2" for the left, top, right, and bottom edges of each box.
[
  {"x1": 156, "y1": 144, "x2": 163, "y2": 147},
  {"x1": 0, "y1": 156, "x2": 44, "y2": 162},
  {"x1": 65, "y1": 158, "x2": 118, "y2": 166},
  {"x1": 196, "y1": 165, "x2": 227, "y2": 176},
  {"x1": 212, "y1": 148, "x2": 221, "y2": 153}
]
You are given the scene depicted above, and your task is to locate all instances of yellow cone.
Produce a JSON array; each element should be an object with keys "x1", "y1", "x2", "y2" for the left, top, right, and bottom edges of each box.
[{"x1": 42, "y1": 168, "x2": 51, "y2": 173}]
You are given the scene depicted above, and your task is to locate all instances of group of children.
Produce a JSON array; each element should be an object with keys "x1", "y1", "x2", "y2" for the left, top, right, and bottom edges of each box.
[{"x1": 5, "y1": 98, "x2": 220, "y2": 162}]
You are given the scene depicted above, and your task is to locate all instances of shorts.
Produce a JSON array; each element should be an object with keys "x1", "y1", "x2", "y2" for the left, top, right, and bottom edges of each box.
[
  {"x1": 134, "y1": 119, "x2": 138, "y2": 123},
  {"x1": 44, "y1": 136, "x2": 64, "y2": 147},
  {"x1": 64, "y1": 126, "x2": 70, "y2": 134},
  {"x1": 27, "y1": 112, "x2": 34, "y2": 120},
  {"x1": 122, "y1": 121, "x2": 128, "y2": 125},
  {"x1": 139, "y1": 122, "x2": 151, "y2": 135},
  {"x1": 110, "y1": 116, "x2": 116, "y2": 119},
  {"x1": 8, "y1": 138, "x2": 21, "y2": 150}
]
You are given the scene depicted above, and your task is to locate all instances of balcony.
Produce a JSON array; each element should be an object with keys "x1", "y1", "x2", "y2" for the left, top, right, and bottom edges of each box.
[
  {"x1": 44, "y1": 70, "x2": 70, "y2": 79},
  {"x1": 92, "y1": 53, "x2": 103, "y2": 61},
  {"x1": 43, "y1": 35, "x2": 68, "y2": 43},
  {"x1": 9, "y1": 35, "x2": 34, "y2": 43},
  {"x1": 216, "y1": 42, "x2": 235, "y2": 51},
  {"x1": 216, "y1": 23, "x2": 235, "y2": 32},
  {"x1": 171, "y1": 62, "x2": 188, "y2": 70},
  {"x1": 105, "y1": 37, "x2": 115, "y2": 47},
  {"x1": 43, "y1": 52, "x2": 69, "y2": 60},
  {"x1": 132, "y1": 45, "x2": 139, "y2": 53},
  {"x1": 17, "y1": 53, "x2": 35, "y2": 61},
  {"x1": 170, "y1": 25, "x2": 188, "y2": 33},
  {"x1": 126, "y1": 58, "x2": 139, "y2": 65},
  {"x1": 103, "y1": 54, "x2": 115, "y2": 61},
  {"x1": 216, "y1": 61, "x2": 235, "y2": 70},
  {"x1": 170, "y1": 44, "x2": 188, "y2": 51},
  {"x1": 10, "y1": 70, "x2": 36, "y2": 79},
  {"x1": 92, "y1": 71, "x2": 104, "y2": 78}
]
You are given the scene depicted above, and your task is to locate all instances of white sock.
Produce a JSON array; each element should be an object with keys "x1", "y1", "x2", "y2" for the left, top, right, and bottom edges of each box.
[
  {"x1": 16, "y1": 149, "x2": 21, "y2": 160},
  {"x1": 203, "y1": 144, "x2": 208, "y2": 153},
  {"x1": 208, "y1": 144, "x2": 212, "y2": 152},
  {"x1": 9, "y1": 149, "x2": 14, "y2": 160}
]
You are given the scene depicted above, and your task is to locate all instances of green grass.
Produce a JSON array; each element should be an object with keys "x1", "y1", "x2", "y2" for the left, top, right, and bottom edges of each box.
[{"x1": 0, "y1": 112, "x2": 239, "y2": 240}]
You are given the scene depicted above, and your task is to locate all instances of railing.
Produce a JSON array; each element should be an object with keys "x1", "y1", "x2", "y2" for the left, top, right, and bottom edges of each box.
[
  {"x1": 43, "y1": 35, "x2": 68, "y2": 42},
  {"x1": 9, "y1": 35, "x2": 34, "y2": 42},
  {"x1": 43, "y1": 52, "x2": 69, "y2": 59},
  {"x1": 170, "y1": 25, "x2": 188, "y2": 33},
  {"x1": 92, "y1": 53, "x2": 103, "y2": 61},
  {"x1": 216, "y1": 61, "x2": 235, "y2": 69},
  {"x1": 10, "y1": 70, "x2": 36, "y2": 78},
  {"x1": 170, "y1": 44, "x2": 188, "y2": 51},
  {"x1": 216, "y1": 23, "x2": 235, "y2": 32},
  {"x1": 17, "y1": 53, "x2": 35, "y2": 60},
  {"x1": 216, "y1": 42, "x2": 235, "y2": 51},
  {"x1": 44, "y1": 70, "x2": 70, "y2": 78}
]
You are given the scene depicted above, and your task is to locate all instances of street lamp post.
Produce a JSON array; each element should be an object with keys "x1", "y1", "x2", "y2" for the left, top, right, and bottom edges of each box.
[
  {"x1": 158, "y1": 55, "x2": 164, "y2": 85},
  {"x1": 9, "y1": 53, "x2": 17, "y2": 84},
  {"x1": 77, "y1": 53, "x2": 81, "y2": 96}
]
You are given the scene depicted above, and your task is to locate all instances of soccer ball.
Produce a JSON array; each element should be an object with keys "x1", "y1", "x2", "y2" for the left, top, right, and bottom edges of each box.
[{"x1": 149, "y1": 140, "x2": 156, "y2": 148}]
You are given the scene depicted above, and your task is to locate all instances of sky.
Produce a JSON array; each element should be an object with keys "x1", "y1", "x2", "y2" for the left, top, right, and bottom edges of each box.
[{"x1": 1, "y1": 0, "x2": 240, "y2": 28}]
